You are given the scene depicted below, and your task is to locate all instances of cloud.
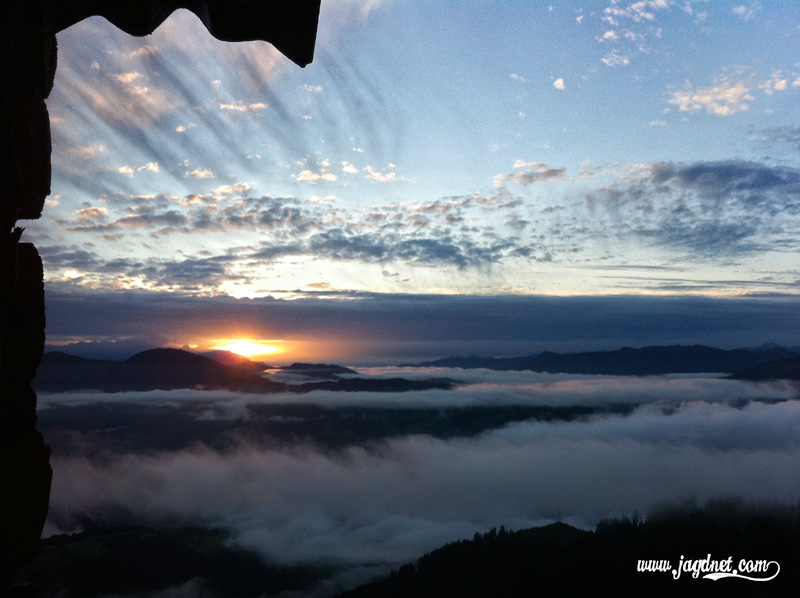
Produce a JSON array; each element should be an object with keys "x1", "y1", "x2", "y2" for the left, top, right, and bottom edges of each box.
[
  {"x1": 139, "y1": 257, "x2": 234, "y2": 289},
  {"x1": 39, "y1": 372, "x2": 797, "y2": 411},
  {"x1": 47, "y1": 9, "x2": 321, "y2": 204},
  {"x1": 604, "y1": 0, "x2": 669, "y2": 24},
  {"x1": 213, "y1": 182, "x2": 251, "y2": 196},
  {"x1": 341, "y1": 162, "x2": 359, "y2": 175},
  {"x1": 757, "y1": 125, "x2": 800, "y2": 149},
  {"x1": 37, "y1": 246, "x2": 101, "y2": 270},
  {"x1": 43, "y1": 385, "x2": 800, "y2": 587},
  {"x1": 43, "y1": 186, "x2": 541, "y2": 284},
  {"x1": 116, "y1": 162, "x2": 159, "y2": 177},
  {"x1": 584, "y1": 159, "x2": 800, "y2": 257},
  {"x1": 731, "y1": 5, "x2": 756, "y2": 20},
  {"x1": 223, "y1": 196, "x2": 319, "y2": 232},
  {"x1": 219, "y1": 103, "x2": 248, "y2": 112},
  {"x1": 601, "y1": 50, "x2": 630, "y2": 67},
  {"x1": 69, "y1": 144, "x2": 107, "y2": 159},
  {"x1": 364, "y1": 164, "x2": 400, "y2": 183},
  {"x1": 495, "y1": 162, "x2": 566, "y2": 188},
  {"x1": 219, "y1": 102, "x2": 268, "y2": 112},
  {"x1": 68, "y1": 210, "x2": 188, "y2": 233},
  {"x1": 648, "y1": 160, "x2": 800, "y2": 203},
  {"x1": 74, "y1": 207, "x2": 109, "y2": 222},
  {"x1": 760, "y1": 71, "x2": 790, "y2": 95},
  {"x1": 294, "y1": 158, "x2": 338, "y2": 183},
  {"x1": 595, "y1": 0, "x2": 673, "y2": 65},
  {"x1": 296, "y1": 169, "x2": 338, "y2": 183},
  {"x1": 113, "y1": 71, "x2": 144, "y2": 85},
  {"x1": 667, "y1": 77, "x2": 754, "y2": 116},
  {"x1": 184, "y1": 168, "x2": 216, "y2": 179},
  {"x1": 306, "y1": 230, "x2": 494, "y2": 269}
]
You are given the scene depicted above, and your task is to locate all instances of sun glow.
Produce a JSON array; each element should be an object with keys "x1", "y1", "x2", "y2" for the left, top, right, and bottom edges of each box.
[{"x1": 212, "y1": 339, "x2": 280, "y2": 357}]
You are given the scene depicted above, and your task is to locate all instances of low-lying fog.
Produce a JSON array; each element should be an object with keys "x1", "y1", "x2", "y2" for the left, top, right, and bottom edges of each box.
[{"x1": 37, "y1": 368, "x2": 800, "y2": 594}]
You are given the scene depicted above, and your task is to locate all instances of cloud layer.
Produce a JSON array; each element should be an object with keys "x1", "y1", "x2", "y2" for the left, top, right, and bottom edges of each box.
[
  {"x1": 42, "y1": 371, "x2": 800, "y2": 595},
  {"x1": 42, "y1": 289, "x2": 800, "y2": 363}
]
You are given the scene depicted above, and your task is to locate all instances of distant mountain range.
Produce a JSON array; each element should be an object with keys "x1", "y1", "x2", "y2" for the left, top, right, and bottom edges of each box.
[
  {"x1": 407, "y1": 344, "x2": 800, "y2": 379},
  {"x1": 35, "y1": 349, "x2": 456, "y2": 394},
  {"x1": 33, "y1": 343, "x2": 800, "y2": 394}
]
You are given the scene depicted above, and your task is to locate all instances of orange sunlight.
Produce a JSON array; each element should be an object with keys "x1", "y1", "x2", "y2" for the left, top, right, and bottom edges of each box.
[{"x1": 212, "y1": 339, "x2": 281, "y2": 357}]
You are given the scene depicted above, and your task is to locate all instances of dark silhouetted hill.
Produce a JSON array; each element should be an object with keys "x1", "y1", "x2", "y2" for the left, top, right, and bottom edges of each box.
[
  {"x1": 410, "y1": 345, "x2": 798, "y2": 376},
  {"x1": 337, "y1": 499, "x2": 800, "y2": 598},
  {"x1": 34, "y1": 350, "x2": 454, "y2": 394},
  {"x1": 35, "y1": 348, "x2": 286, "y2": 393},
  {"x1": 294, "y1": 377, "x2": 459, "y2": 393},
  {"x1": 15, "y1": 524, "x2": 333, "y2": 598},
  {"x1": 728, "y1": 355, "x2": 800, "y2": 381},
  {"x1": 280, "y1": 362, "x2": 360, "y2": 379},
  {"x1": 200, "y1": 350, "x2": 271, "y2": 371},
  {"x1": 18, "y1": 500, "x2": 798, "y2": 597}
]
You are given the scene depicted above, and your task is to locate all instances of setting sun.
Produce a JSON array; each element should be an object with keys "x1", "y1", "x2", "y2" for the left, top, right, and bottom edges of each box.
[{"x1": 212, "y1": 340, "x2": 280, "y2": 357}]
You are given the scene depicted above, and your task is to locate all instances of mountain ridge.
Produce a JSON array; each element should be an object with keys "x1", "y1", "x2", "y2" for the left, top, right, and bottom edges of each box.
[
  {"x1": 406, "y1": 344, "x2": 800, "y2": 376},
  {"x1": 35, "y1": 348, "x2": 456, "y2": 394}
]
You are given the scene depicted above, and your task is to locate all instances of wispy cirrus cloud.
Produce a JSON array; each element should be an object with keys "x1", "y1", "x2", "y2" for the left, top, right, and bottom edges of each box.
[
  {"x1": 584, "y1": 160, "x2": 800, "y2": 257},
  {"x1": 756, "y1": 125, "x2": 800, "y2": 150}
]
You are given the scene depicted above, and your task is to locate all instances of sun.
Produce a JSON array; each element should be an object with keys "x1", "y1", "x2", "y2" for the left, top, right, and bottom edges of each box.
[{"x1": 212, "y1": 339, "x2": 280, "y2": 357}]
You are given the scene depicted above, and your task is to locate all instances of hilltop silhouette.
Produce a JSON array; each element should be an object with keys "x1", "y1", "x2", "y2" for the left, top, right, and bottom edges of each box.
[
  {"x1": 34, "y1": 349, "x2": 457, "y2": 394},
  {"x1": 36, "y1": 348, "x2": 286, "y2": 393},
  {"x1": 409, "y1": 344, "x2": 800, "y2": 377},
  {"x1": 337, "y1": 499, "x2": 800, "y2": 598}
]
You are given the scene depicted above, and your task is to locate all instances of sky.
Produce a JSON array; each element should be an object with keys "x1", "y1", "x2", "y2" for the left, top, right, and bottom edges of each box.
[{"x1": 24, "y1": 0, "x2": 800, "y2": 362}]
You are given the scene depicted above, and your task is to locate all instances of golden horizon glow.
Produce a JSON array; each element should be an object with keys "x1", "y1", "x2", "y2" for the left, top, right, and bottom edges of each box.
[{"x1": 212, "y1": 339, "x2": 281, "y2": 357}]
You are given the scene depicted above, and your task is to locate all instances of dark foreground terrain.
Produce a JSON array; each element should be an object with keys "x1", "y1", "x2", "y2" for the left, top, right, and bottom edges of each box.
[
  {"x1": 13, "y1": 499, "x2": 800, "y2": 597},
  {"x1": 337, "y1": 499, "x2": 800, "y2": 598}
]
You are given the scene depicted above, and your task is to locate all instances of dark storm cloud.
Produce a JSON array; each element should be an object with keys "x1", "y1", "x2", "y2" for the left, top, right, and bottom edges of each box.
[{"x1": 44, "y1": 290, "x2": 800, "y2": 361}]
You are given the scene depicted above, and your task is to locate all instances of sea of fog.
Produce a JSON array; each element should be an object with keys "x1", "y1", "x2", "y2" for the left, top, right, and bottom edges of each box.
[{"x1": 37, "y1": 368, "x2": 800, "y2": 595}]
